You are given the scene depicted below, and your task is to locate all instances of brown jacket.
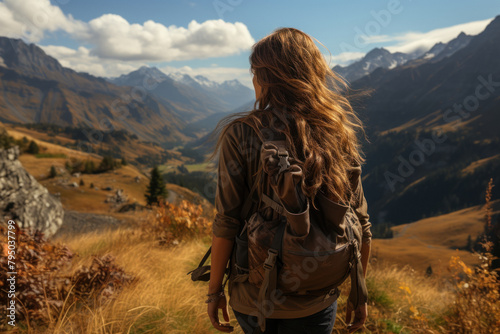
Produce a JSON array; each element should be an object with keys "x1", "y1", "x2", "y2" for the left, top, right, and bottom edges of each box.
[{"x1": 213, "y1": 118, "x2": 372, "y2": 318}]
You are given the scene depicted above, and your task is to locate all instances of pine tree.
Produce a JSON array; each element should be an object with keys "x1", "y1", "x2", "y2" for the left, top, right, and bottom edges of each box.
[
  {"x1": 27, "y1": 140, "x2": 39, "y2": 154},
  {"x1": 65, "y1": 161, "x2": 72, "y2": 173},
  {"x1": 84, "y1": 160, "x2": 95, "y2": 174},
  {"x1": 98, "y1": 155, "x2": 117, "y2": 172},
  {"x1": 145, "y1": 166, "x2": 167, "y2": 206},
  {"x1": 466, "y1": 234, "x2": 472, "y2": 251},
  {"x1": 49, "y1": 165, "x2": 57, "y2": 178}
]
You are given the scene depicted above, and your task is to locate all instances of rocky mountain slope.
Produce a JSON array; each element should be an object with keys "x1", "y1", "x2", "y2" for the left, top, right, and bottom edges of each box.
[
  {"x1": 110, "y1": 67, "x2": 254, "y2": 124},
  {"x1": 352, "y1": 16, "x2": 500, "y2": 224},
  {"x1": 0, "y1": 38, "x2": 188, "y2": 146},
  {"x1": 333, "y1": 31, "x2": 473, "y2": 82},
  {"x1": 333, "y1": 47, "x2": 412, "y2": 82}
]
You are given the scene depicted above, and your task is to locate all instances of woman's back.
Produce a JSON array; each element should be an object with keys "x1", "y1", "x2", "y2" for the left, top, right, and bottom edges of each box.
[{"x1": 206, "y1": 27, "x2": 372, "y2": 334}]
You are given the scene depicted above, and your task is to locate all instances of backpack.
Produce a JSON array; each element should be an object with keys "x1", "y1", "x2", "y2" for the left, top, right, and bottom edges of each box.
[{"x1": 188, "y1": 124, "x2": 368, "y2": 332}]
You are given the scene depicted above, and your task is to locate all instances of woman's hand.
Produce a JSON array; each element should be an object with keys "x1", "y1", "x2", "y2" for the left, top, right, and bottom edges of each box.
[
  {"x1": 207, "y1": 294, "x2": 234, "y2": 332},
  {"x1": 346, "y1": 302, "x2": 367, "y2": 333}
]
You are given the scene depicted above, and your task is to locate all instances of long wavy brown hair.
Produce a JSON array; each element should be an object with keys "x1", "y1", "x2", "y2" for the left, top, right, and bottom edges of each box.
[{"x1": 210, "y1": 27, "x2": 365, "y2": 206}]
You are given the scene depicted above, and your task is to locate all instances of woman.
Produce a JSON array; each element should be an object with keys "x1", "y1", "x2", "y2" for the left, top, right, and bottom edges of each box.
[{"x1": 207, "y1": 27, "x2": 372, "y2": 333}]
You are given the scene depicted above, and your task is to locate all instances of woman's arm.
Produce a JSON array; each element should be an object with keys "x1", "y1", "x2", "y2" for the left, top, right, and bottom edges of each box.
[
  {"x1": 208, "y1": 122, "x2": 249, "y2": 332},
  {"x1": 207, "y1": 236, "x2": 235, "y2": 333},
  {"x1": 208, "y1": 236, "x2": 234, "y2": 294},
  {"x1": 361, "y1": 241, "x2": 371, "y2": 277}
]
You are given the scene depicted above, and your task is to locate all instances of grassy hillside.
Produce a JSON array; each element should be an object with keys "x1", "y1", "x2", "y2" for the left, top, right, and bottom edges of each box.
[
  {"x1": 372, "y1": 200, "x2": 500, "y2": 274},
  {"x1": 4, "y1": 123, "x2": 191, "y2": 170},
  {"x1": 2, "y1": 199, "x2": 497, "y2": 333},
  {"x1": 2, "y1": 123, "x2": 213, "y2": 238},
  {"x1": 1, "y1": 122, "x2": 498, "y2": 333}
]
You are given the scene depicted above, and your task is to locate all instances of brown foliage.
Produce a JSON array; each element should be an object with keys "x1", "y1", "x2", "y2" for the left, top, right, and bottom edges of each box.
[
  {"x1": 71, "y1": 254, "x2": 135, "y2": 301},
  {"x1": 143, "y1": 199, "x2": 212, "y2": 246},
  {"x1": 0, "y1": 224, "x2": 135, "y2": 329},
  {"x1": 446, "y1": 254, "x2": 500, "y2": 333},
  {"x1": 445, "y1": 179, "x2": 500, "y2": 333}
]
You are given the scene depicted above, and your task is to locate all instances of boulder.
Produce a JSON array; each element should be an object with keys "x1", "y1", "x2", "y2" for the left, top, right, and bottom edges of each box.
[
  {"x1": 105, "y1": 189, "x2": 128, "y2": 206},
  {"x1": 0, "y1": 145, "x2": 64, "y2": 237}
]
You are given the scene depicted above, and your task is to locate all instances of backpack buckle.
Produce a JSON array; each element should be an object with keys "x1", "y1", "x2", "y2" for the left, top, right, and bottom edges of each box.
[
  {"x1": 277, "y1": 149, "x2": 290, "y2": 174},
  {"x1": 323, "y1": 287, "x2": 339, "y2": 301},
  {"x1": 263, "y1": 249, "x2": 278, "y2": 270}
]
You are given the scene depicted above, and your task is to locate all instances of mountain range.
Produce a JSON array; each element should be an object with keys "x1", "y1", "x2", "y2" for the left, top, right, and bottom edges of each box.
[
  {"x1": 109, "y1": 67, "x2": 253, "y2": 124},
  {"x1": 0, "y1": 39, "x2": 253, "y2": 146},
  {"x1": 333, "y1": 31, "x2": 473, "y2": 82},
  {"x1": 186, "y1": 16, "x2": 500, "y2": 225},
  {"x1": 0, "y1": 16, "x2": 499, "y2": 227},
  {"x1": 0, "y1": 38, "x2": 187, "y2": 145},
  {"x1": 351, "y1": 16, "x2": 500, "y2": 224}
]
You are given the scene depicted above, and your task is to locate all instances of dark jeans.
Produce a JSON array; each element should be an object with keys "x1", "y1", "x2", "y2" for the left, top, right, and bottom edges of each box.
[{"x1": 233, "y1": 300, "x2": 338, "y2": 334}]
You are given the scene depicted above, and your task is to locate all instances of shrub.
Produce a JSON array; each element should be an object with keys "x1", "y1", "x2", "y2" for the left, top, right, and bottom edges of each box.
[
  {"x1": 0, "y1": 225, "x2": 135, "y2": 329},
  {"x1": 143, "y1": 200, "x2": 211, "y2": 246},
  {"x1": 26, "y1": 140, "x2": 40, "y2": 154},
  {"x1": 84, "y1": 160, "x2": 95, "y2": 174},
  {"x1": 444, "y1": 179, "x2": 500, "y2": 333},
  {"x1": 446, "y1": 254, "x2": 500, "y2": 332},
  {"x1": 98, "y1": 155, "x2": 120, "y2": 172},
  {"x1": 0, "y1": 128, "x2": 15, "y2": 149}
]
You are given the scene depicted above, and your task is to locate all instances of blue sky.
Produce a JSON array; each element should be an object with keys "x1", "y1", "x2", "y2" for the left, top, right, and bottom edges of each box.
[{"x1": 0, "y1": 0, "x2": 498, "y2": 87}]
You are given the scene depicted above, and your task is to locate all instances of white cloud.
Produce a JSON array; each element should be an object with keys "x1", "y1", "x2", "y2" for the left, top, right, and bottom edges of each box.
[
  {"x1": 84, "y1": 16, "x2": 254, "y2": 61},
  {"x1": 41, "y1": 44, "x2": 146, "y2": 78},
  {"x1": 324, "y1": 52, "x2": 365, "y2": 66},
  {"x1": 41, "y1": 44, "x2": 254, "y2": 87},
  {"x1": 0, "y1": 0, "x2": 85, "y2": 42},
  {"x1": 0, "y1": 0, "x2": 255, "y2": 62},
  {"x1": 377, "y1": 18, "x2": 493, "y2": 54}
]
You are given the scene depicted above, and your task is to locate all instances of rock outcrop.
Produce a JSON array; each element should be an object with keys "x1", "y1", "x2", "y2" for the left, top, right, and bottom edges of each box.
[
  {"x1": 105, "y1": 189, "x2": 128, "y2": 206},
  {"x1": 0, "y1": 145, "x2": 64, "y2": 237}
]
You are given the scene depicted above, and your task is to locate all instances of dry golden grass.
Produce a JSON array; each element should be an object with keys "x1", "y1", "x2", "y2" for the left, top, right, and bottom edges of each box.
[
  {"x1": 6, "y1": 126, "x2": 102, "y2": 162},
  {"x1": 18, "y1": 153, "x2": 151, "y2": 216},
  {"x1": 341, "y1": 261, "x2": 454, "y2": 333},
  {"x1": 4, "y1": 123, "x2": 497, "y2": 333},
  {"x1": 12, "y1": 195, "x2": 498, "y2": 334},
  {"x1": 7, "y1": 133, "x2": 180, "y2": 214},
  {"x1": 29, "y1": 227, "x2": 462, "y2": 334},
  {"x1": 32, "y1": 228, "x2": 224, "y2": 334}
]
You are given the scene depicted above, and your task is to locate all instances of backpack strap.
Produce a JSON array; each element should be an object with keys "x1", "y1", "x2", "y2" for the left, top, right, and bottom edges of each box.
[
  {"x1": 256, "y1": 217, "x2": 286, "y2": 332},
  {"x1": 239, "y1": 123, "x2": 288, "y2": 224},
  {"x1": 186, "y1": 246, "x2": 212, "y2": 282},
  {"x1": 346, "y1": 206, "x2": 369, "y2": 310},
  {"x1": 261, "y1": 193, "x2": 284, "y2": 215},
  {"x1": 186, "y1": 246, "x2": 231, "y2": 287}
]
